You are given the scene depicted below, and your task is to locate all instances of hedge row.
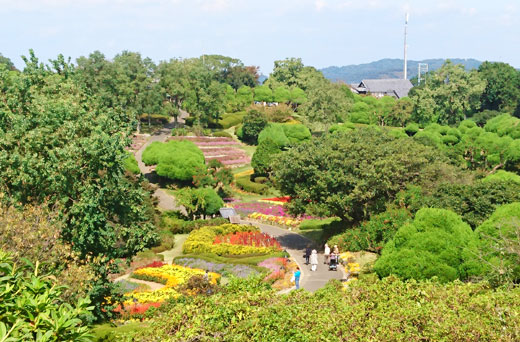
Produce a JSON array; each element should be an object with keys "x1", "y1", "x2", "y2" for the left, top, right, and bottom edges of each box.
[
  {"x1": 183, "y1": 224, "x2": 279, "y2": 256},
  {"x1": 235, "y1": 175, "x2": 269, "y2": 194},
  {"x1": 161, "y1": 212, "x2": 229, "y2": 234}
]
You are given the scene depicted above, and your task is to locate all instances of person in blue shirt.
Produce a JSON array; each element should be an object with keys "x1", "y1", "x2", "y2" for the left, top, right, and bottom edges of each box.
[{"x1": 294, "y1": 267, "x2": 301, "y2": 290}]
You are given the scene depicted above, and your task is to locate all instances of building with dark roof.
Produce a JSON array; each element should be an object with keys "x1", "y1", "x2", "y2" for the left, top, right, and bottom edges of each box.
[{"x1": 353, "y1": 79, "x2": 413, "y2": 99}]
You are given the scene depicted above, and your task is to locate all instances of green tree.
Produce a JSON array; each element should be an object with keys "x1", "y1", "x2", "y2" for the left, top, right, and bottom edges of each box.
[
  {"x1": 270, "y1": 58, "x2": 304, "y2": 88},
  {"x1": 273, "y1": 86, "x2": 291, "y2": 103},
  {"x1": 289, "y1": 87, "x2": 307, "y2": 108},
  {"x1": 374, "y1": 208, "x2": 481, "y2": 282},
  {"x1": 398, "y1": 180, "x2": 520, "y2": 229},
  {"x1": 241, "y1": 109, "x2": 268, "y2": 144},
  {"x1": 176, "y1": 187, "x2": 224, "y2": 219},
  {"x1": 253, "y1": 85, "x2": 273, "y2": 103},
  {"x1": 142, "y1": 140, "x2": 205, "y2": 181},
  {"x1": 0, "y1": 53, "x2": 15, "y2": 70},
  {"x1": 298, "y1": 81, "x2": 352, "y2": 130},
  {"x1": 478, "y1": 61, "x2": 520, "y2": 112},
  {"x1": 236, "y1": 85, "x2": 253, "y2": 110},
  {"x1": 251, "y1": 137, "x2": 282, "y2": 176},
  {"x1": 475, "y1": 202, "x2": 520, "y2": 284},
  {"x1": 410, "y1": 61, "x2": 486, "y2": 125},
  {"x1": 273, "y1": 127, "x2": 450, "y2": 221}
]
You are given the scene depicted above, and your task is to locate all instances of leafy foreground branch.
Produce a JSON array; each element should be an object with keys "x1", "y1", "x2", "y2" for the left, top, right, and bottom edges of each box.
[
  {"x1": 0, "y1": 250, "x2": 93, "y2": 341},
  {"x1": 118, "y1": 276, "x2": 519, "y2": 342}
]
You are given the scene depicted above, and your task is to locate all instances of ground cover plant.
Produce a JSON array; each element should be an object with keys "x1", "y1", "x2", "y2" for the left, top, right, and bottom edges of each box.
[{"x1": 118, "y1": 276, "x2": 520, "y2": 341}]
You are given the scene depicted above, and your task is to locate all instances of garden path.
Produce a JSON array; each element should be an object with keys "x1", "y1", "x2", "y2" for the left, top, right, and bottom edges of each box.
[
  {"x1": 133, "y1": 111, "x2": 189, "y2": 212},
  {"x1": 159, "y1": 234, "x2": 188, "y2": 264},
  {"x1": 115, "y1": 273, "x2": 165, "y2": 291},
  {"x1": 242, "y1": 220, "x2": 346, "y2": 292}
]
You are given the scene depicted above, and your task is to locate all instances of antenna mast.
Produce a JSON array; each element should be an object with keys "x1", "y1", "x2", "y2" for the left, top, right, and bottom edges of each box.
[{"x1": 404, "y1": 12, "x2": 409, "y2": 80}]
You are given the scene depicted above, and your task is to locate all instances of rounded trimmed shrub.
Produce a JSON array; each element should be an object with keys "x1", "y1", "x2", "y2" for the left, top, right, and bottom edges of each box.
[{"x1": 374, "y1": 208, "x2": 481, "y2": 282}]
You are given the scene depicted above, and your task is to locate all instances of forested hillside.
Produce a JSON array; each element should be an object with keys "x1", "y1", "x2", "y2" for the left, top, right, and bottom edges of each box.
[{"x1": 321, "y1": 58, "x2": 483, "y2": 83}]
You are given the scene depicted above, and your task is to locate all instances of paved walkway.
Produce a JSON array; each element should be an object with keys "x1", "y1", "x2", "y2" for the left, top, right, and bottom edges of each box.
[
  {"x1": 114, "y1": 273, "x2": 165, "y2": 291},
  {"x1": 243, "y1": 220, "x2": 346, "y2": 292}
]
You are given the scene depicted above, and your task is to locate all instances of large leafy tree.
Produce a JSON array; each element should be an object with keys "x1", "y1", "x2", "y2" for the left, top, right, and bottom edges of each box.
[
  {"x1": 478, "y1": 61, "x2": 520, "y2": 112},
  {"x1": 298, "y1": 81, "x2": 352, "y2": 130},
  {"x1": 273, "y1": 127, "x2": 452, "y2": 222},
  {"x1": 0, "y1": 53, "x2": 158, "y2": 319},
  {"x1": 410, "y1": 61, "x2": 486, "y2": 125}
]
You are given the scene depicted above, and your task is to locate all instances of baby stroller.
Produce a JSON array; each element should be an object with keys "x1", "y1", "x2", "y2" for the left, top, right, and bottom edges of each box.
[{"x1": 328, "y1": 254, "x2": 338, "y2": 271}]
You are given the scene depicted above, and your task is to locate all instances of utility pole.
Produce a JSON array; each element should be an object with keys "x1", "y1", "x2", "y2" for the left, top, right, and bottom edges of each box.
[
  {"x1": 418, "y1": 63, "x2": 428, "y2": 85},
  {"x1": 404, "y1": 12, "x2": 409, "y2": 80}
]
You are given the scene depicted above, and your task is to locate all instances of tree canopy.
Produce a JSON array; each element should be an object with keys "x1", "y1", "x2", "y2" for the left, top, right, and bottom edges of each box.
[{"x1": 273, "y1": 127, "x2": 451, "y2": 221}]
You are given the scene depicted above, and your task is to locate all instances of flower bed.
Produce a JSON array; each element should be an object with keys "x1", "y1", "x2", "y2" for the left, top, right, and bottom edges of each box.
[
  {"x1": 214, "y1": 231, "x2": 281, "y2": 250},
  {"x1": 248, "y1": 212, "x2": 300, "y2": 227},
  {"x1": 132, "y1": 264, "x2": 219, "y2": 287},
  {"x1": 183, "y1": 224, "x2": 279, "y2": 255},
  {"x1": 259, "y1": 196, "x2": 291, "y2": 204},
  {"x1": 174, "y1": 257, "x2": 259, "y2": 278},
  {"x1": 257, "y1": 257, "x2": 298, "y2": 290}
]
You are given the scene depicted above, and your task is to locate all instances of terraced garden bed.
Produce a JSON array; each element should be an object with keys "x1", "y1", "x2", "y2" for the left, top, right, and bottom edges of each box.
[{"x1": 169, "y1": 136, "x2": 250, "y2": 167}]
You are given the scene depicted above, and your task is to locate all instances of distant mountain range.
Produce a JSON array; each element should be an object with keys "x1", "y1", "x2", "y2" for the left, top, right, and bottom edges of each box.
[{"x1": 320, "y1": 58, "x2": 483, "y2": 84}]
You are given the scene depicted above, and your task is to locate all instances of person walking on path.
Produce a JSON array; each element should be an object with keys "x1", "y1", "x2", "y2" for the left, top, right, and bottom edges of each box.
[
  {"x1": 324, "y1": 244, "x2": 330, "y2": 264},
  {"x1": 333, "y1": 245, "x2": 339, "y2": 255},
  {"x1": 310, "y1": 249, "x2": 318, "y2": 271},
  {"x1": 293, "y1": 267, "x2": 301, "y2": 289},
  {"x1": 304, "y1": 245, "x2": 312, "y2": 265}
]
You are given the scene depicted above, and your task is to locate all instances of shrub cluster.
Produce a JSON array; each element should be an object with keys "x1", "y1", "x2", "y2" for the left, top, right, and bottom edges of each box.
[
  {"x1": 398, "y1": 180, "x2": 520, "y2": 229},
  {"x1": 218, "y1": 112, "x2": 247, "y2": 129},
  {"x1": 235, "y1": 175, "x2": 269, "y2": 194},
  {"x1": 257, "y1": 123, "x2": 311, "y2": 148},
  {"x1": 183, "y1": 224, "x2": 279, "y2": 255},
  {"x1": 122, "y1": 276, "x2": 520, "y2": 341},
  {"x1": 374, "y1": 208, "x2": 481, "y2": 283},
  {"x1": 328, "y1": 208, "x2": 411, "y2": 253},
  {"x1": 123, "y1": 151, "x2": 140, "y2": 174},
  {"x1": 161, "y1": 211, "x2": 228, "y2": 234},
  {"x1": 142, "y1": 140, "x2": 205, "y2": 181}
]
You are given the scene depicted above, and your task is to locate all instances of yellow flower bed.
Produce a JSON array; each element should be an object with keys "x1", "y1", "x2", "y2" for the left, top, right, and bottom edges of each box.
[
  {"x1": 132, "y1": 264, "x2": 219, "y2": 287},
  {"x1": 124, "y1": 287, "x2": 181, "y2": 305},
  {"x1": 248, "y1": 212, "x2": 301, "y2": 227},
  {"x1": 234, "y1": 169, "x2": 254, "y2": 179},
  {"x1": 183, "y1": 223, "x2": 279, "y2": 255}
]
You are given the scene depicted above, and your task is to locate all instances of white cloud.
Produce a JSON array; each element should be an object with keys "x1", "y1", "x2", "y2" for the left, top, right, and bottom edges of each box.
[
  {"x1": 315, "y1": 0, "x2": 326, "y2": 11},
  {"x1": 198, "y1": 0, "x2": 231, "y2": 12}
]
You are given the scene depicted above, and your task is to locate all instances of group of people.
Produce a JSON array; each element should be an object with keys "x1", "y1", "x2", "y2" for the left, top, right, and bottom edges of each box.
[
  {"x1": 293, "y1": 243, "x2": 340, "y2": 290},
  {"x1": 303, "y1": 243, "x2": 339, "y2": 271}
]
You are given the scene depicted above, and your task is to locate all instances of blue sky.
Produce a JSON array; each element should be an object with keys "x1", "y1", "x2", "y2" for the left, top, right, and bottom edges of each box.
[{"x1": 1, "y1": 0, "x2": 519, "y2": 74}]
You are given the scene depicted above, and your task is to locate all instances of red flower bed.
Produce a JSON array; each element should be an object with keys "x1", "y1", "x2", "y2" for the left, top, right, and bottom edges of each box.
[
  {"x1": 260, "y1": 196, "x2": 291, "y2": 203},
  {"x1": 135, "y1": 261, "x2": 166, "y2": 270},
  {"x1": 214, "y1": 231, "x2": 281, "y2": 249},
  {"x1": 114, "y1": 302, "x2": 162, "y2": 319}
]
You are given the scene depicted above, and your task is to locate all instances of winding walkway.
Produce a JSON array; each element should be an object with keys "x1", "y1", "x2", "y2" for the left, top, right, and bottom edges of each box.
[
  {"x1": 132, "y1": 114, "x2": 345, "y2": 292},
  {"x1": 243, "y1": 220, "x2": 346, "y2": 292},
  {"x1": 134, "y1": 111, "x2": 189, "y2": 212}
]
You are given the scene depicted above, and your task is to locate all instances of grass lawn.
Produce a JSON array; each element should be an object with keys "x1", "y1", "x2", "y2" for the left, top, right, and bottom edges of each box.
[{"x1": 92, "y1": 322, "x2": 148, "y2": 341}]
